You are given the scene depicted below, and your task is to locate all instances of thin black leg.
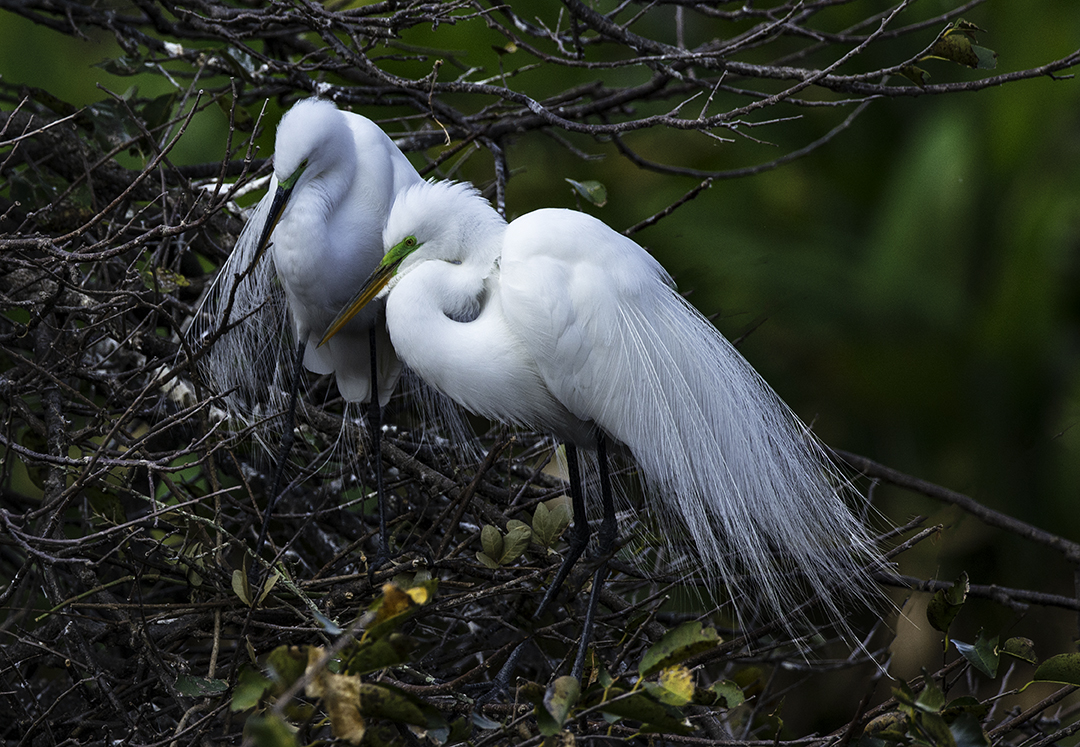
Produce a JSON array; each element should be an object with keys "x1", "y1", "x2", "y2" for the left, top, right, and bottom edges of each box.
[
  {"x1": 251, "y1": 337, "x2": 306, "y2": 586},
  {"x1": 573, "y1": 433, "x2": 615, "y2": 679},
  {"x1": 368, "y1": 326, "x2": 389, "y2": 572},
  {"x1": 533, "y1": 444, "x2": 591, "y2": 618},
  {"x1": 475, "y1": 441, "x2": 602, "y2": 704}
]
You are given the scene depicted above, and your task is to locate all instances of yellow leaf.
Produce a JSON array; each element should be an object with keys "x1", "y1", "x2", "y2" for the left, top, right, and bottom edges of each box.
[
  {"x1": 305, "y1": 647, "x2": 366, "y2": 744},
  {"x1": 659, "y1": 666, "x2": 694, "y2": 706},
  {"x1": 376, "y1": 584, "x2": 414, "y2": 623}
]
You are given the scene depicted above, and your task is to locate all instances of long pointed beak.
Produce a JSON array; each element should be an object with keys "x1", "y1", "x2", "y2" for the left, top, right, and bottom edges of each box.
[
  {"x1": 318, "y1": 257, "x2": 404, "y2": 347},
  {"x1": 253, "y1": 183, "x2": 293, "y2": 264}
]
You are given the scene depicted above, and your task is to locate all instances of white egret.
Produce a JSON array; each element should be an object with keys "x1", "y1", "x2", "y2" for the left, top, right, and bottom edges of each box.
[
  {"x1": 321, "y1": 179, "x2": 885, "y2": 674},
  {"x1": 202, "y1": 98, "x2": 423, "y2": 565}
]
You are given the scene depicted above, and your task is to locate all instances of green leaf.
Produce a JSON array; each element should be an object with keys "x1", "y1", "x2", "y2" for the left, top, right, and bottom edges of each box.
[
  {"x1": 1001, "y1": 637, "x2": 1037, "y2": 665},
  {"x1": 1033, "y1": 653, "x2": 1080, "y2": 686},
  {"x1": 341, "y1": 633, "x2": 416, "y2": 676},
  {"x1": 953, "y1": 632, "x2": 999, "y2": 677},
  {"x1": 232, "y1": 569, "x2": 252, "y2": 606},
  {"x1": 533, "y1": 500, "x2": 572, "y2": 548},
  {"x1": 893, "y1": 680, "x2": 917, "y2": 710},
  {"x1": 244, "y1": 713, "x2": 298, "y2": 747},
  {"x1": 565, "y1": 178, "x2": 608, "y2": 207},
  {"x1": 898, "y1": 64, "x2": 930, "y2": 88},
  {"x1": 356, "y1": 683, "x2": 428, "y2": 726},
  {"x1": 231, "y1": 667, "x2": 272, "y2": 711},
  {"x1": 943, "y1": 695, "x2": 990, "y2": 720},
  {"x1": 475, "y1": 551, "x2": 500, "y2": 569},
  {"x1": 971, "y1": 45, "x2": 998, "y2": 70},
  {"x1": 644, "y1": 665, "x2": 694, "y2": 706},
  {"x1": 918, "y1": 712, "x2": 957, "y2": 747},
  {"x1": 694, "y1": 679, "x2": 745, "y2": 708},
  {"x1": 639, "y1": 621, "x2": 722, "y2": 677},
  {"x1": 921, "y1": 20, "x2": 997, "y2": 70},
  {"x1": 592, "y1": 687, "x2": 693, "y2": 735},
  {"x1": 926, "y1": 33, "x2": 981, "y2": 68},
  {"x1": 447, "y1": 716, "x2": 472, "y2": 743},
  {"x1": 480, "y1": 524, "x2": 504, "y2": 560},
  {"x1": 927, "y1": 572, "x2": 968, "y2": 633},
  {"x1": 914, "y1": 673, "x2": 947, "y2": 714},
  {"x1": 363, "y1": 581, "x2": 437, "y2": 641},
  {"x1": 94, "y1": 55, "x2": 153, "y2": 77},
  {"x1": 949, "y1": 713, "x2": 990, "y2": 747},
  {"x1": 257, "y1": 571, "x2": 281, "y2": 605},
  {"x1": 175, "y1": 675, "x2": 228, "y2": 697},
  {"x1": 536, "y1": 675, "x2": 580, "y2": 736},
  {"x1": 139, "y1": 91, "x2": 178, "y2": 131},
  {"x1": 266, "y1": 645, "x2": 309, "y2": 691},
  {"x1": 500, "y1": 522, "x2": 532, "y2": 563}
]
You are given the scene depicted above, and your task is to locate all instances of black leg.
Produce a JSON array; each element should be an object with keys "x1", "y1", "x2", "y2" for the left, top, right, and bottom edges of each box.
[
  {"x1": 476, "y1": 440, "x2": 604, "y2": 704},
  {"x1": 251, "y1": 337, "x2": 306, "y2": 586},
  {"x1": 573, "y1": 433, "x2": 615, "y2": 679},
  {"x1": 367, "y1": 326, "x2": 390, "y2": 573},
  {"x1": 533, "y1": 443, "x2": 591, "y2": 618}
]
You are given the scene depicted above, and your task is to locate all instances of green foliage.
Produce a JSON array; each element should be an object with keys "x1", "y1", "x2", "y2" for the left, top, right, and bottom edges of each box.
[
  {"x1": 900, "y1": 19, "x2": 998, "y2": 87},
  {"x1": 231, "y1": 584, "x2": 447, "y2": 746},
  {"x1": 861, "y1": 676, "x2": 991, "y2": 747},
  {"x1": 1032, "y1": 653, "x2": 1080, "y2": 686},
  {"x1": 952, "y1": 632, "x2": 999, "y2": 678},
  {"x1": 565, "y1": 178, "x2": 608, "y2": 208},
  {"x1": 531, "y1": 499, "x2": 572, "y2": 549},
  {"x1": 477, "y1": 521, "x2": 532, "y2": 568},
  {"x1": 638, "y1": 621, "x2": 723, "y2": 677}
]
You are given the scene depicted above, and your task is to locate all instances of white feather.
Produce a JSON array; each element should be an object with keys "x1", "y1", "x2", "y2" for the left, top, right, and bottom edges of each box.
[{"x1": 378, "y1": 179, "x2": 884, "y2": 630}]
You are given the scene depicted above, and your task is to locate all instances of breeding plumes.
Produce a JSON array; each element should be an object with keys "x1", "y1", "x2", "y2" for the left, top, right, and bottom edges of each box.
[
  {"x1": 203, "y1": 98, "x2": 424, "y2": 411},
  {"x1": 322, "y1": 179, "x2": 885, "y2": 653},
  {"x1": 199, "y1": 99, "x2": 425, "y2": 561}
]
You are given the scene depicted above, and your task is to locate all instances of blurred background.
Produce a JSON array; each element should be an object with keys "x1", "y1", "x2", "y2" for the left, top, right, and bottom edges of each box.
[{"x1": 1, "y1": 0, "x2": 1077, "y2": 687}]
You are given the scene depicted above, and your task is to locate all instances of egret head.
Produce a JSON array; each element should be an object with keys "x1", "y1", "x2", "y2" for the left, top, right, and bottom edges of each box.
[
  {"x1": 319, "y1": 180, "x2": 506, "y2": 347},
  {"x1": 384, "y1": 180, "x2": 504, "y2": 265},
  {"x1": 318, "y1": 234, "x2": 422, "y2": 347},
  {"x1": 254, "y1": 99, "x2": 352, "y2": 264}
]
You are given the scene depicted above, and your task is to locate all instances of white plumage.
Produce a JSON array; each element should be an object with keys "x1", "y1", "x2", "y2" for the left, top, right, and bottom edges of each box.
[
  {"x1": 202, "y1": 98, "x2": 422, "y2": 417},
  {"x1": 325, "y1": 179, "x2": 883, "y2": 629}
]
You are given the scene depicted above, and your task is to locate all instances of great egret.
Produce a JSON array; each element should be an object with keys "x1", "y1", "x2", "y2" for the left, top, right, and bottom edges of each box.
[
  {"x1": 201, "y1": 98, "x2": 423, "y2": 565},
  {"x1": 321, "y1": 179, "x2": 885, "y2": 673}
]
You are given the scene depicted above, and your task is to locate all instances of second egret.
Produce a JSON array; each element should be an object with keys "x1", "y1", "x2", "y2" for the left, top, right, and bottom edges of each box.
[{"x1": 202, "y1": 98, "x2": 423, "y2": 562}]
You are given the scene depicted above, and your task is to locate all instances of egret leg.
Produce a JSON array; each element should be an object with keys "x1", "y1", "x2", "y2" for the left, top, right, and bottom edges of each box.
[
  {"x1": 532, "y1": 444, "x2": 591, "y2": 618},
  {"x1": 476, "y1": 441, "x2": 606, "y2": 703},
  {"x1": 572, "y1": 433, "x2": 615, "y2": 679},
  {"x1": 251, "y1": 337, "x2": 306, "y2": 584},
  {"x1": 367, "y1": 326, "x2": 390, "y2": 572}
]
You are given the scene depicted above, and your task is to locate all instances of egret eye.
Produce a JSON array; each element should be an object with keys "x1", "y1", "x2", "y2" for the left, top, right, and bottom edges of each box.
[{"x1": 405, "y1": 236, "x2": 417, "y2": 248}]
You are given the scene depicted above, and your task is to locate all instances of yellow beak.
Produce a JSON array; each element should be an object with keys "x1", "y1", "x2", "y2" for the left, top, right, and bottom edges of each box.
[{"x1": 318, "y1": 258, "x2": 401, "y2": 347}]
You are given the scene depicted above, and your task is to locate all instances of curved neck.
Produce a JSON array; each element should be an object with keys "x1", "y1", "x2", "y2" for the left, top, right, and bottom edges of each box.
[
  {"x1": 385, "y1": 257, "x2": 590, "y2": 444},
  {"x1": 294, "y1": 127, "x2": 357, "y2": 219}
]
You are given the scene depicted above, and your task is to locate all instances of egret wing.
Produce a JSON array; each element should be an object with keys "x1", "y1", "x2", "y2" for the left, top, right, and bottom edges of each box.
[{"x1": 500, "y1": 209, "x2": 878, "y2": 624}]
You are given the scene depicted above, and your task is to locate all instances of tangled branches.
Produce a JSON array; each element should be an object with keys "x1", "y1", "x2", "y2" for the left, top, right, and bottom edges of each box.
[{"x1": 1, "y1": 1, "x2": 1078, "y2": 745}]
